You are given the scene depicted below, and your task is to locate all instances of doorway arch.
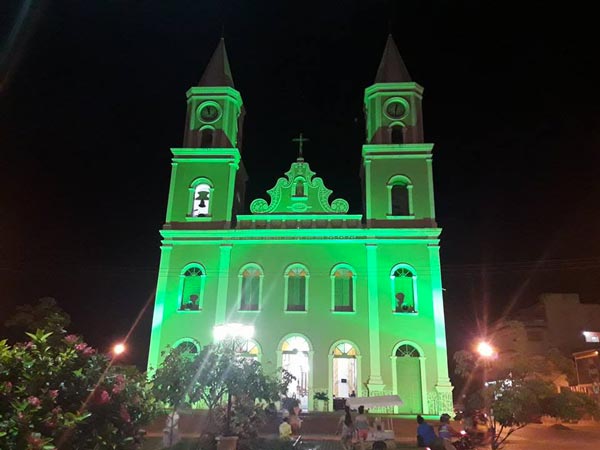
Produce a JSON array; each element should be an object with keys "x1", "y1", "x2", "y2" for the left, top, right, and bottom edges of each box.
[
  {"x1": 390, "y1": 341, "x2": 427, "y2": 414},
  {"x1": 328, "y1": 340, "x2": 362, "y2": 410},
  {"x1": 277, "y1": 334, "x2": 313, "y2": 411}
]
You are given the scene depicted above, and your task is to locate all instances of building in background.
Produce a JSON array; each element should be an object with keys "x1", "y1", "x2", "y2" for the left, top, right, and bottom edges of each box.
[
  {"x1": 493, "y1": 293, "x2": 600, "y2": 391},
  {"x1": 147, "y1": 36, "x2": 453, "y2": 414}
]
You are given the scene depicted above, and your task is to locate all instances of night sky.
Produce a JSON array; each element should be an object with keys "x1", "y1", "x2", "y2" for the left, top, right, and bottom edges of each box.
[{"x1": 1, "y1": 1, "x2": 599, "y2": 370}]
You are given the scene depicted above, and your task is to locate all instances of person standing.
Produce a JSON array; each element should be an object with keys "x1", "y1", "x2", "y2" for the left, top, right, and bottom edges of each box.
[
  {"x1": 162, "y1": 409, "x2": 180, "y2": 448},
  {"x1": 355, "y1": 405, "x2": 370, "y2": 450},
  {"x1": 337, "y1": 406, "x2": 355, "y2": 450}
]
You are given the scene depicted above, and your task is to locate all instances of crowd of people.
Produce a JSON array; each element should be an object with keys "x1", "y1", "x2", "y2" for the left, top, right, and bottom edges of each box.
[
  {"x1": 417, "y1": 412, "x2": 492, "y2": 450},
  {"x1": 277, "y1": 402, "x2": 491, "y2": 450}
]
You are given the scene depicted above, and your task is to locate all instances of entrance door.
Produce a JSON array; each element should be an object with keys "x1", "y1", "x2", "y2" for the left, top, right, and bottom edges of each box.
[
  {"x1": 395, "y1": 344, "x2": 422, "y2": 414},
  {"x1": 281, "y1": 336, "x2": 310, "y2": 411},
  {"x1": 332, "y1": 342, "x2": 358, "y2": 398}
]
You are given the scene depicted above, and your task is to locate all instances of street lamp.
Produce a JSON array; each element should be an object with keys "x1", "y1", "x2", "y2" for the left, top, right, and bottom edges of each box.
[
  {"x1": 476, "y1": 341, "x2": 495, "y2": 359},
  {"x1": 113, "y1": 342, "x2": 126, "y2": 356}
]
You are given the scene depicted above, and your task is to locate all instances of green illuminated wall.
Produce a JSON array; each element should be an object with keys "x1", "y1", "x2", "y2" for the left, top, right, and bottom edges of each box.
[{"x1": 147, "y1": 36, "x2": 453, "y2": 414}]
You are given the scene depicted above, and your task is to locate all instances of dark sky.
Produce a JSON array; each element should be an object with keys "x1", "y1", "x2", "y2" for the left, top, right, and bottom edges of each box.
[{"x1": 1, "y1": 1, "x2": 599, "y2": 369}]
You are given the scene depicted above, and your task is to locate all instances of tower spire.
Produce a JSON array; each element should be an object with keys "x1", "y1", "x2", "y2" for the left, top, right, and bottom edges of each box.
[
  {"x1": 374, "y1": 34, "x2": 411, "y2": 83},
  {"x1": 198, "y1": 38, "x2": 235, "y2": 87}
]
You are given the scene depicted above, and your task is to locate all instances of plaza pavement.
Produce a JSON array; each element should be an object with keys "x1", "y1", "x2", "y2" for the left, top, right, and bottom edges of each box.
[{"x1": 143, "y1": 411, "x2": 600, "y2": 450}]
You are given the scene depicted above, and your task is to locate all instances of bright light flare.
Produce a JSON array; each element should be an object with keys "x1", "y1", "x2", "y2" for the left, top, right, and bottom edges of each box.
[
  {"x1": 477, "y1": 341, "x2": 495, "y2": 358},
  {"x1": 213, "y1": 323, "x2": 255, "y2": 342},
  {"x1": 113, "y1": 343, "x2": 126, "y2": 356}
]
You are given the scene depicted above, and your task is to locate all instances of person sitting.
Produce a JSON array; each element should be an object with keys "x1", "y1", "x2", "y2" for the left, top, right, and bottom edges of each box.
[
  {"x1": 279, "y1": 417, "x2": 292, "y2": 440},
  {"x1": 438, "y1": 413, "x2": 461, "y2": 450},
  {"x1": 416, "y1": 414, "x2": 437, "y2": 447}
]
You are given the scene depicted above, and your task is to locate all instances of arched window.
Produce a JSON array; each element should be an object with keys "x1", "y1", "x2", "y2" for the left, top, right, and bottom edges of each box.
[
  {"x1": 395, "y1": 344, "x2": 420, "y2": 357},
  {"x1": 391, "y1": 125, "x2": 404, "y2": 144},
  {"x1": 200, "y1": 128, "x2": 214, "y2": 148},
  {"x1": 239, "y1": 265, "x2": 262, "y2": 311},
  {"x1": 293, "y1": 178, "x2": 306, "y2": 197},
  {"x1": 192, "y1": 183, "x2": 211, "y2": 217},
  {"x1": 236, "y1": 339, "x2": 260, "y2": 360},
  {"x1": 391, "y1": 185, "x2": 409, "y2": 216},
  {"x1": 179, "y1": 265, "x2": 205, "y2": 311},
  {"x1": 387, "y1": 175, "x2": 413, "y2": 217},
  {"x1": 285, "y1": 265, "x2": 308, "y2": 312},
  {"x1": 391, "y1": 265, "x2": 417, "y2": 313},
  {"x1": 332, "y1": 266, "x2": 354, "y2": 312},
  {"x1": 174, "y1": 338, "x2": 200, "y2": 356}
]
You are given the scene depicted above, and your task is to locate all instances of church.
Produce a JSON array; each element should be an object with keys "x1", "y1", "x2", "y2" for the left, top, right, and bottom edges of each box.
[{"x1": 147, "y1": 35, "x2": 453, "y2": 415}]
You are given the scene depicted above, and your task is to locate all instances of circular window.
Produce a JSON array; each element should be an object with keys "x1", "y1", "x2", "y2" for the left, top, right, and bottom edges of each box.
[
  {"x1": 197, "y1": 102, "x2": 221, "y2": 123},
  {"x1": 384, "y1": 98, "x2": 408, "y2": 120}
]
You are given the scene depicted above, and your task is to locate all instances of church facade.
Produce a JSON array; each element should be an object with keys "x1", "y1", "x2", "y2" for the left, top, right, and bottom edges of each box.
[{"x1": 147, "y1": 36, "x2": 453, "y2": 415}]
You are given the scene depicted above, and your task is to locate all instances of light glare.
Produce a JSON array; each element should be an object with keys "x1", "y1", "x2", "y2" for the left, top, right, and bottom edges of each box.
[
  {"x1": 213, "y1": 323, "x2": 255, "y2": 341},
  {"x1": 113, "y1": 343, "x2": 126, "y2": 355},
  {"x1": 477, "y1": 341, "x2": 495, "y2": 358}
]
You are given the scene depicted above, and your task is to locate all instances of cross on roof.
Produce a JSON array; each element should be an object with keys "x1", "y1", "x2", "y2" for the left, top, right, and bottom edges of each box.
[{"x1": 292, "y1": 132, "x2": 309, "y2": 160}]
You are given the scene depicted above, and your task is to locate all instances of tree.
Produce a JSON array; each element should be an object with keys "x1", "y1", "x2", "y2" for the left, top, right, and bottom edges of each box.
[
  {"x1": 454, "y1": 346, "x2": 599, "y2": 449},
  {"x1": 151, "y1": 338, "x2": 291, "y2": 439},
  {"x1": 482, "y1": 377, "x2": 556, "y2": 449},
  {"x1": 5, "y1": 298, "x2": 71, "y2": 339},
  {"x1": 0, "y1": 330, "x2": 159, "y2": 450}
]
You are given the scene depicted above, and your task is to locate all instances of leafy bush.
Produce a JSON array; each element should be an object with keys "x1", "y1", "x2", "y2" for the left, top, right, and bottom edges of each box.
[
  {"x1": 313, "y1": 391, "x2": 329, "y2": 401},
  {"x1": 0, "y1": 330, "x2": 159, "y2": 450}
]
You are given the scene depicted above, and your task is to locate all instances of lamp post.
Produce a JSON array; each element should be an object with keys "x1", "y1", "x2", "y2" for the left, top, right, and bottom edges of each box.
[{"x1": 476, "y1": 340, "x2": 496, "y2": 447}]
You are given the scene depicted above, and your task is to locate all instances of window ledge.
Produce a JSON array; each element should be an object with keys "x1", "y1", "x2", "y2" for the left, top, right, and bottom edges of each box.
[
  {"x1": 177, "y1": 309, "x2": 202, "y2": 313},
  {"x1": 392, "y1": 311, "x2": 419, "y2": 316},
  {"x1": 238, "y1": 309, "x2": 259, "y2": 313},
  {"x1": 186, "y1": 215, "x2": 213, "y2": 222},
  {"x1": 331, "y1": 310, "x2": 357, "y2": 314},
  {"x1": 386, "y1": 214, "x2": 415, "y2": 220},
  {"x1": 284, "y1": 310, "x2": 308, "y2": 314}
]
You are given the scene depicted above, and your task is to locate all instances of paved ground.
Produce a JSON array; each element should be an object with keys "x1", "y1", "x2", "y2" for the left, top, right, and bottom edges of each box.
[
  {"x1": 494, "y1": 422, "x2": 600, "y2": 450},
  {"x1": 143, "y1": 412, "x2": 600, "y2": 450}
]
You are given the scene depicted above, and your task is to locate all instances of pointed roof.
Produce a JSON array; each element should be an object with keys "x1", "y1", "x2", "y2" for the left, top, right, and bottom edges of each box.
[
  {"x1": 198, "y1": 38, "x2": 235, "y2": 87},
  {"x1": 374, "y1": 34, "x2": 411, "y2": 83}
]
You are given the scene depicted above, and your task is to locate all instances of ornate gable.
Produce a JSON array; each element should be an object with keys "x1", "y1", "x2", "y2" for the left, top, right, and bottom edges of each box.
[{"x1": 250, "y1": 160, "x2": 349, "y2": 214}]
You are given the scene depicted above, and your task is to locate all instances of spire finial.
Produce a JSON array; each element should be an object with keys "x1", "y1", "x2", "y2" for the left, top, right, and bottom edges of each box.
[
  {"x1": 198, "y1": 38, "x2": 235, "y2": 87},
  {"x1": 374, "y1": 35, "x2": 412, "y2": 83},
  {"x1": 292, "y1": 132, "x2": 309, "y2": 161}
]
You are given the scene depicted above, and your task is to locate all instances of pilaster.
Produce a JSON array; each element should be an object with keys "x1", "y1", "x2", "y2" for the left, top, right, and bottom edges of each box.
[
  {"x1": 215, "y1": 244, "x2": 233, "y2": 324},
  {"x1": 427, "y1": 243, "x2": 452, "y2": 389},
  {"x1": 366, "y1": 243, "x2": 384, "y2": 391},
  {"x1": 147, "y1": 244, "x2": 173, "y2": 374}
]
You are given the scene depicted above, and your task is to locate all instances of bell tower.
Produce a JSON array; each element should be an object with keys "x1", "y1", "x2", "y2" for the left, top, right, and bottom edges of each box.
[
  {"x1": 165, "y1": 39, "x2": 247, "y2": 228},
  {"x1": 361, "y1": 35, "x2": 435, "y2": 226}
]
